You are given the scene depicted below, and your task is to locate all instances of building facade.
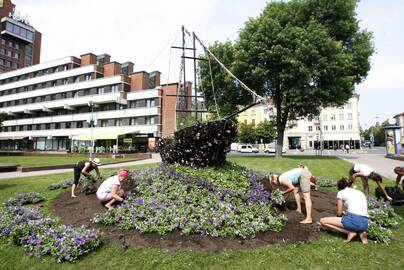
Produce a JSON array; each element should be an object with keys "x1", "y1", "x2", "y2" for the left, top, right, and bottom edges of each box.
[
  {"x1": 394, "y1": 112, "x2": 404, "y2": 144},
  {"x1": 237, "y1": 95, "x2": 361, "y2": 150},
  {"x1": 0, "y1": 53, "x2": 189, "y2": 152},
  {"x1": 0, "y1": 0, "x2": 41, "y2": 73}
]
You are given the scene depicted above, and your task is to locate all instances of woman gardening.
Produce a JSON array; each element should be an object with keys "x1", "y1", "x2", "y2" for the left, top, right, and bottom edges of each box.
[
  {"x1": 271, "y1": 165, "x2": 313, "y2": 224},
  {"x1": 96, "y1": 169, "x2": 130, "y2": 210},
  {"x1": 319, "y1": 178, "x2": 368, "y2": 244}
]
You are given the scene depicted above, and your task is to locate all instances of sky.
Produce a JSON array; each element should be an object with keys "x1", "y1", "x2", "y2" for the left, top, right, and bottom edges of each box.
[{"x1": 15, "y1": 0, "x2": 404, "y2": 128}]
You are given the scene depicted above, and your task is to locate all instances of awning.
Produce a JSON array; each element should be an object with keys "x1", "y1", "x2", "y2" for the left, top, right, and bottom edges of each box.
[
  {"x1": 72, "y1": 130, "x2": 139, "y2": 141},
  {"x1": 0, "y1": 136, "x2": 27, "y2": 140}
]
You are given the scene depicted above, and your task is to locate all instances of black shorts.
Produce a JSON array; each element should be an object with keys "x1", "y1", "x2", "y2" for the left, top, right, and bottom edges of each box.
[
  {"x1": 74, "y1": 166, "x2": 81, "y2": 185},
  {"x1": 367, "y1": 172, "x2": 382, "y2": 183}
]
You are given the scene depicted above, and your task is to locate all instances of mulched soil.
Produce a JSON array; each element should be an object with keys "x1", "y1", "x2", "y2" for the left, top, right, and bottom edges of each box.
[{"x1": 50, "y1": 187, "x2": 337, "y2": 252}]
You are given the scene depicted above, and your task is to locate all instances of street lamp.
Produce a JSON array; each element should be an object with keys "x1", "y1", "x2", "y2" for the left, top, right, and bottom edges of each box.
[
  {"x1": 314, "y1": 116, "x2": 323, "y2": 156},
  {"x1": 87, "y1": 101, "x2": 97, "y2": 160}
]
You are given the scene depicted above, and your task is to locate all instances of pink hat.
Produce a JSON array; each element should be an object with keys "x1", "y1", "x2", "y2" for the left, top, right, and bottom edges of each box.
[{"x1": 118, "y1": 169, "x2": 129, "y2": 179}]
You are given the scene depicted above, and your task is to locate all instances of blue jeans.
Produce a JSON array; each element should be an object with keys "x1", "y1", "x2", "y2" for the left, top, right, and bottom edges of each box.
[{"x1": 342, "y1": 212, "x2": 368, "y2": 232}]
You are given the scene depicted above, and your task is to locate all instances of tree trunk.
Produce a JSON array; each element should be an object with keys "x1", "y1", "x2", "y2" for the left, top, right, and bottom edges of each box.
[{"x1": 275, "y1": 94, "x2": 288, "y2": 158}]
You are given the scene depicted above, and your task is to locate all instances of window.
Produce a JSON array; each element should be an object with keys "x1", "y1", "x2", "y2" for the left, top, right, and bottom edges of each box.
[
  {"x1": 63, "y1": 79, "x2": 68, "y2": 85},
  {"x1": 347, "y1": 102, "x2": 352, "y2": 109},
  {"x1": 308, "y1": 126, "x2": 313, "y2": 132},
  {"x1": 146, "y1": 99, "x2": 155, "y2": 107},
  {"x1": 332, "y1": 125, "x2": 336, "y2": 131},
  {"x1": 340, "y1": 125, "x2": 344, "y2": 130},
  {"x1": 97, "y1": 87, "x2": 104, "y2": 94},
  {"x1": 74, "y1": 76, "x2": 80, "y2": 83},
  {"x1": 0, "y1": 48, "x2": 4, "y2": 55},
  {"x1": 316, "y1": 126, "x2": 320, "y2": 131},
  {"x1": 76, "y1": 121, "x2": 83, "y2": 128},
  {"x1": 61, "y1": 92, "x2": 67, "y2": 99},
  {"x1": 45, "y1": 123, "x2": 51, "y2": 129},
  {"x1": 347, "y1": 113, "x2": 353, "y2": 120},
  {"x1": 63, "y1": 65, "x2": 68, "y2": 71},
  {"x1": 348, "y1": 124, "x2": 353, "y2": 130},
  {"x1": 65, "y1": 122, "x2": 71, "y2": 129},
  {"x1": 15, "y1": 43, "x2": 20, "y2": 50},
  {"x1": 111, "y1": 84, "x2": 119, "y2": 93},
  {"x1": 7, "y1": 50, "x2": 12, "y2": 57},
  {"x1": 55, "y1": 123, "x2": 61, "y2": 129},
  {"x1": 331, "y1": 114, "x2": 336, "y2": 120},
  {"x1": 146, "y1": 116, "x2": 155, "y2": 125},
  {"x1": 14, "y1": 52, "x2": 19, "y2": 59},
  {"x1": 339, "y1": 113, "x2": 344, "y2": 120},
  {"x1": 85, "y1": 74, "x2": 92, "y2": 81},
  {"x1": 323, "y1": 125, "x2": 328, "y2": 131}
]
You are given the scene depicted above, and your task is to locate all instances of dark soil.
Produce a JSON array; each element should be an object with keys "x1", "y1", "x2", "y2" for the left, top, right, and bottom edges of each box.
[{"x1": 50, "y1": 188, "x2": 337, "y2": 252}]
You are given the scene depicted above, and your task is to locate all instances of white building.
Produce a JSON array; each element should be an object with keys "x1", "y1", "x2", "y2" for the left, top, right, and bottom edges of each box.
[
  {"x1": 237, "y1": 95, "x2": 361, "y2": 150},
  {"x1": 285, "y1": 94, "x2": 361, "y2": 150},
  {"x1": 0, "y1": 53, "x2": 185, "y2": 152}
]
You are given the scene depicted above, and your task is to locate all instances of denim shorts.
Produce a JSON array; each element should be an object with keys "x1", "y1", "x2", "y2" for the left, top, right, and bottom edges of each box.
[{"x1": 342, "y1": 212, "x2": 369, "y2": 232}]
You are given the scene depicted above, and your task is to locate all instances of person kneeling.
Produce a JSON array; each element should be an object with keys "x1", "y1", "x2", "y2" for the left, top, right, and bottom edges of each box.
[
  {"x1": 96, "y1": 169, "x2": 129, "y2": 210},
  {"x1": 319, "y1": 178, "x2": 369, "y2": 244}
]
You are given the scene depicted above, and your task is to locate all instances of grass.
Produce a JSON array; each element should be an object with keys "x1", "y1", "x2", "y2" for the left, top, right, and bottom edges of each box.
[
  {"x1": 0, "y1": 156, "x2": 403, "y2": 270},
  {"x1": 0, "y1": 156, "x2": 137, "y2": 167}
]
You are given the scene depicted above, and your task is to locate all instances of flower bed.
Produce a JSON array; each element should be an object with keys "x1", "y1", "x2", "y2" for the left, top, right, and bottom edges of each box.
[
  {"x1": 92, "y1": 163, "x2": 285, "y2": 238},
  {"x1": 3, "y1": 192, "x2": 45, "y2": 207},
  {"x1": 367, "y1": 198, "x2": 401, "y2": 244},
  {"x1": 0, "y1": 194, "x2": 103, "y2": 262}
]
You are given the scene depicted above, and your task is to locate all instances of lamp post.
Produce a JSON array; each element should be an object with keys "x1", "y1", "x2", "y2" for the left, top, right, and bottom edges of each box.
[
  {"x1": 88, "y1": 101, "x2": 95, "y2": 160},
  {"x1": 370, "y1": 116, "x2": 379, "y2": 148},
  {"x1": 314, "y1": 116, "x2": 323, "y2": 156}
]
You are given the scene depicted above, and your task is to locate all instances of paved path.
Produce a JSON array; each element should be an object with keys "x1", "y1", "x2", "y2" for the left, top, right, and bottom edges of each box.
[{"x1": 0, "y1": 154, "x2": 162, "y2": 180}]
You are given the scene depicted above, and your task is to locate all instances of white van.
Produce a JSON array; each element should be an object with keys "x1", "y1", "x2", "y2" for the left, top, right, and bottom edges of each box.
[
  {"x1": 238, "y1": 144, "x2": 259, "y2": 153},
  {"x1": 264, "y1": 142, "x2": 287, "y2": 153}
]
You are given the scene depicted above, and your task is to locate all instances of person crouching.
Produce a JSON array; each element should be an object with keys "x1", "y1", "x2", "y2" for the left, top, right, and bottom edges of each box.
[
  {"x1": 97, "y1": 169, "x2": 129, "y2": 210},
  {"x1": 319, "y1": 178, "x2": 369, "y2": 244}
]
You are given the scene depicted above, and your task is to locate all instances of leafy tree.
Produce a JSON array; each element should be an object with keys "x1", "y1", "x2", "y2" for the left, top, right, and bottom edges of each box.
[
  {"x1": 200, "y1": 0, "x2": 374, "y2": 157},
  {"x1": 362, "y1": 120, "x2": 389, "y2": 146},
  {"x1": 256, "y1": 120, "x2": 276, "y2": 145},
  {"x1": 237, "y1": 123, "x2": 257, "y2": 144}
]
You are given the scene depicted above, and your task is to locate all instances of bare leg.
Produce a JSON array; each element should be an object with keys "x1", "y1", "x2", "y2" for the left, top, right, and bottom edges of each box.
[
  {"x1": 293, "y1": 188, "x2": 302, "y2": 213},
  {"x1": 344, "y1": 232, "x2": 357, "y2": 243},
  {"x1": 71, "y1": 184, "x2": 77, "y2": 198},
  {"x1": 319, "y1": 217, "x2": 349, "y2": 234},
  {"x1": 359, "y1": 232, "x2": 368, "y2": 244},
  {"x1": 300, "y1": 192, "x2": 312, "y2": 224},
  {"x1": 376, "y1": 181, "x2": 392, "y2": 201},
  {"x1": 104, "y1": 199, "x2": 116, "y2": 210},
  {"x1": 360, "y1": 176, "x2": 369, "y2": 198}
]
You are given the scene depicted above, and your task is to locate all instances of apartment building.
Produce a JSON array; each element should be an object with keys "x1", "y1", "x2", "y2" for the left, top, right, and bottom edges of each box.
[
  {"x1": 237, "y1": 95, "x2": 361, "y2": 150},
  {"x1": 0, "y1": 53, "x2": 190, "y2": 151},
  {"x1": 0, "y1": 0, "x2": 41, "y2": 72}
]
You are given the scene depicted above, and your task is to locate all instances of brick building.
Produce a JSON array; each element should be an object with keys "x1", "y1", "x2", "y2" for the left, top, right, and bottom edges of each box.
[
  {"x1": 0, "y1": 0, "x2": 41, "y2": 73},
  {"x1": 0, "y1": 53, "x2": 191, "y2": 151}
]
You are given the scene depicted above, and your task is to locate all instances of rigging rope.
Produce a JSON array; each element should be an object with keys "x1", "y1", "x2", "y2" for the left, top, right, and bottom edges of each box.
[{"x1": 207, "y1": 55, "x2": 221, "y2": 119}]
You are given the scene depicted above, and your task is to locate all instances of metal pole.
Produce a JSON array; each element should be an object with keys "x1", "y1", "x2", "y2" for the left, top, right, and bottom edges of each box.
[
  {"x1": 193, "y1": 32, "x2": 197, "y2": 119},
  {"x1": 182, "y1": 25, "x2": 187, "y2": 114},
  {"x1": 90, "y1": 101, "x2": 94, "y2": 160}
]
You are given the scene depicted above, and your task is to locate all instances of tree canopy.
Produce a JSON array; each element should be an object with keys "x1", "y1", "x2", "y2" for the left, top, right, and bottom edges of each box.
[{"x1": 199, "y1": 0, "x2": 374, "y2": 157}]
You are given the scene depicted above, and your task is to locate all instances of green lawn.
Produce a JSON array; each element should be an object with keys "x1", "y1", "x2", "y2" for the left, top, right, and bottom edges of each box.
[
  {"x1": 0, "y1": 156, "x2": 137, "y2": 167},
  {"x1": 0, "y1": 156, "x2": 403, "y2": 270}
]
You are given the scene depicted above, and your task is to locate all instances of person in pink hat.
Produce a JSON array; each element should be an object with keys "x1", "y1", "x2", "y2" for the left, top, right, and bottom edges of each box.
[{"x1": 96, "y1": 169, "x2": 129, "y2": 210}]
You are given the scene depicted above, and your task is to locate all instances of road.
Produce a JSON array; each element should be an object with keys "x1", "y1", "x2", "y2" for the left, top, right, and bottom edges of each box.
[{"x1": 229, "y1": 147, "x2": 404, "y2": 181}]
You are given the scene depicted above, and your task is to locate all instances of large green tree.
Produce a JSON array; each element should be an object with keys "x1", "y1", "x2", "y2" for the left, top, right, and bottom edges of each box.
[{"x1": 200, "y1": 0, "x2": 374, "y2": 157}]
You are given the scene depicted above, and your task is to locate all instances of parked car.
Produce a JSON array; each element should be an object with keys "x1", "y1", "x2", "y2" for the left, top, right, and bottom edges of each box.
[
  {"x1": 238, "y1": 144, "x2": 259, "y2": 153},
  {"x1": 362, "y1": 141, "x2": 372, "y2": 148},
  {"x1": 264, "y1": 143, "x2": 287, "y2": 153}
]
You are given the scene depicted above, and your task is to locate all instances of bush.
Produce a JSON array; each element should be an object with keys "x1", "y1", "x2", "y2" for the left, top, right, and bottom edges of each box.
[
  {"x1": 3, "y1": 192, "x2": 45, "y2": 207},
  {"x1": 0, "y1": 193, "x2": 103, "y2": 262},
  {"x1": 158, "y1": 119, "x2": 237, "y2": 167},
  {"x1": 92, "y1": 164, "x2": 285, "y2": 238},
  {"x1": 367, "y1": 198, "x2": 400, "y2": 244}
]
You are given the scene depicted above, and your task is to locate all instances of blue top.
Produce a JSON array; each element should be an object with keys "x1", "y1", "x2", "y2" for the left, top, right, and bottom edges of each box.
[{"x1": 279, "y1": 168, "x2": 302, "y2": 185}]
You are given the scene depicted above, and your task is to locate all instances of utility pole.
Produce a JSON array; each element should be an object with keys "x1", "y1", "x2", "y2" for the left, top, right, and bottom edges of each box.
[{"x1": 193, "y1": 32, "x2": 197, "y2": 120}]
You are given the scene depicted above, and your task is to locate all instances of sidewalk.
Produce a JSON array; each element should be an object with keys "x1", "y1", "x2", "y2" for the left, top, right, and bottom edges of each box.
[
  {"x1": 0, "y1": 154, "x2": 162, "y2": 180},
  {"x1": 287, "y1": 148, "x2": 404, "y2": 181}
]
